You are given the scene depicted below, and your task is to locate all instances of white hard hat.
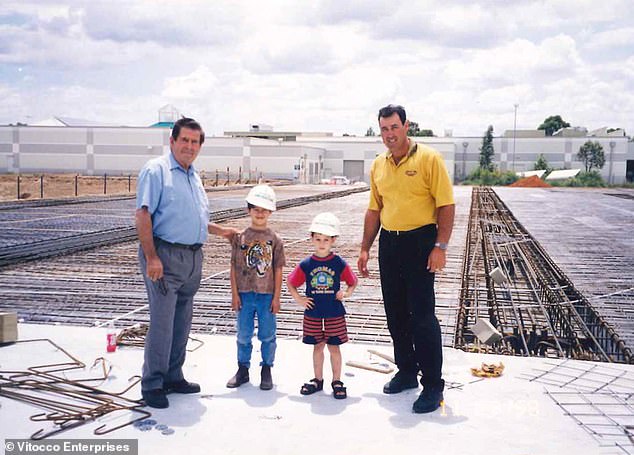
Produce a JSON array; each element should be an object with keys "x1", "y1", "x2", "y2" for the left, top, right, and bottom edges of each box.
[
  {"x1": 309, "y1": 212, "x2": 341, "y2": 237},
  {"x1": 246, "y1": 184, "x2": 277, "y2": 211}
]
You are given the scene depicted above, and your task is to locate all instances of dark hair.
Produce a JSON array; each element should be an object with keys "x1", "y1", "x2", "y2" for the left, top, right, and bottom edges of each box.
[
  {"x1": 310, "y1": 232, "x2": 337, "y2": 239},
  {"x1": 378, "y1": 104, "x2": 406, "y2": 125},
  {"x1": 247, "y1": 202, "x2": 271, "y2": 212},
  {"x1": 171, "y1": 117, "x2": 205, "y2": 144}
]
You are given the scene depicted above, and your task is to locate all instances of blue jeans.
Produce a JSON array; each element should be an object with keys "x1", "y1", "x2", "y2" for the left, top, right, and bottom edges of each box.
[{"x1": 236, "y1": 292, "x2": 277, "y2": 367}]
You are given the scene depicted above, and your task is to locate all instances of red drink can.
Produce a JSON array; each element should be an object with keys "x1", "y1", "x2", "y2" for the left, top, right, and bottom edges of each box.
[{"x1": 106, "y1": 332, "x2": 117, "y2": 353}]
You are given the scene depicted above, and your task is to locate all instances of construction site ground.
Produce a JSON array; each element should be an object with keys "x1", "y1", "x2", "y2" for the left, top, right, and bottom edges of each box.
[
  {"x1": 4, "y1": 323, "x2": 628, "y2": 455},
  {"x1": 1, "y1": 184, "x2": 633, "y2": 454}
]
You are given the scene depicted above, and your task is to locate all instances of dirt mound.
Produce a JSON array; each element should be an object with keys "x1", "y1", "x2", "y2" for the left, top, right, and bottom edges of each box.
[{"x1": 509, "y1": 175, "x2": 551, "y2": 188}]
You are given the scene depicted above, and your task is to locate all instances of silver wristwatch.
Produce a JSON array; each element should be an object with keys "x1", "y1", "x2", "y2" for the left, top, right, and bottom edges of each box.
[{"x1": 434, "y1": 242, "x2": 448, "y2": 250}]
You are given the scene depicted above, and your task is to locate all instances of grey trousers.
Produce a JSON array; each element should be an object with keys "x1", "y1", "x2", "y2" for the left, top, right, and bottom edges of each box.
[{"x1": 139, "y1": 243, "x2": 202, "y2": 391}]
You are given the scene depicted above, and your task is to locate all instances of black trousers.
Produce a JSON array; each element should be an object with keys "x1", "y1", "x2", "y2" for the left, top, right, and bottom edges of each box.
[{"x1": 378, "y1": 224, "x2": 443, "y2": 387}]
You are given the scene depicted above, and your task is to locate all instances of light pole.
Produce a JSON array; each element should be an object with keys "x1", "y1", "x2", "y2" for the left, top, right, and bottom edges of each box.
[
  {"x1": 512, "y1": 103, "x2": 518, "y2": 172},
  {"x1": 461, "y1": 141, "x2": 468, "y2": 180},
  {"x1": 609, "y1": 141, "x2": 615, "y2": 185}
]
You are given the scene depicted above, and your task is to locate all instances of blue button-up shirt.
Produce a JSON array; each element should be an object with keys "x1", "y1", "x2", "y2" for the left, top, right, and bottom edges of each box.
[{"x1": 136, "y1": 152, "x2": 209, "y2": 245}]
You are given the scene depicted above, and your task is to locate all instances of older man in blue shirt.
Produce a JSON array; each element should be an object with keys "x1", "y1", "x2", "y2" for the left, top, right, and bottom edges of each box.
[{"x1": 136, "y1": 117, "x2": 234, "y2": 409}]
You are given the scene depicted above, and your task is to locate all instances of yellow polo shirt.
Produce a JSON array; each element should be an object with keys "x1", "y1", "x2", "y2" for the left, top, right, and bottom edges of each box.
[{"x1": 368, "y1": 141, "x2": 454, "y2": 231}]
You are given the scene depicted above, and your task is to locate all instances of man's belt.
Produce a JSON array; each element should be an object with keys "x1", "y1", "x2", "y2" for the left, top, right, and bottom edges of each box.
[
  {"x1": 153, "y1": 237, "x2": 203, "y2": 251},
  {"x1": 381, "y1": 224, "x2": 435, "y2": 236}
]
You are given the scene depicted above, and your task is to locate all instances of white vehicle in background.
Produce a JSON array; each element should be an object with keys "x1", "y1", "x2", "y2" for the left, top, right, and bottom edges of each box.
[{"x1": 329, "y1": 175, "x2": 350, "y2": 185}]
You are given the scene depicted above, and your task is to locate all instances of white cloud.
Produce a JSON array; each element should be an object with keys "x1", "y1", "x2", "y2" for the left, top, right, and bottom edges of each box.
[
  {"x1": 583, "y1": 26, "x2": 634, "y2": 61},
  {"x1": 0, "y1": 0, "x2": 632, "y2": 138},
  {"x1": 441, "y1": 34, "x2": 581, "y2": 95},
  {"x1": 242, "y1": 27, "x2": 341, "y2": 75},
  {"x1": 0, "y1": 8, "x2": 166, "y2": 69},
  {"x1": 162, "y1": 66, "x2": 220, "y2": 101},
  {"x1": 0, "y1": 83, "x2": 24, "y2": 122},
  {"x1": 368, "y1": 2, "x2": 511, "y2": 48},
  {"x1": 80, "y1": 3, "x2": 240, "y2": 45},
  {"x1": 300, "y1": 0, "x2": 396, "y2": 25}
]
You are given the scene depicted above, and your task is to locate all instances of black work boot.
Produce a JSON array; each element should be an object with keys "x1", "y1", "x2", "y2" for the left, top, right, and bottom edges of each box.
[
  {"x1": 226, "y1": 365, "x2": 249, "y2": 388},
  {"x1": 260, "y1": 365, "x2": 273, "y2": 390},
  {"x1": 164, "y1": 379, "x2": 201, "y2": 394},
  {"x1": 142, "y1": 388, "x2": 169, "y2": 409},
  {"x1": 412, "y1": 380, "x2": 445, "y2": 414},
  {"x1": 383, "y1": 370, "x2": 419, "y2": 394}
]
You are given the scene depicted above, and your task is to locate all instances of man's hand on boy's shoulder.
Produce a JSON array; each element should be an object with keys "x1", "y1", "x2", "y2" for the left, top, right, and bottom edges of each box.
[
  {"x1": 222, "y1": 227, "x2": 239, "y2": 241},
  {"x1": 208, "y1": 223, "x2": 239, "y2": 240}
]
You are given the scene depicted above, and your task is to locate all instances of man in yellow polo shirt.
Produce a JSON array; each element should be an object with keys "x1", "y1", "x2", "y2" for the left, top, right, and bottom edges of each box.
[{"x1": 357, "y1": 104, "x2": 455, "y2": 414}]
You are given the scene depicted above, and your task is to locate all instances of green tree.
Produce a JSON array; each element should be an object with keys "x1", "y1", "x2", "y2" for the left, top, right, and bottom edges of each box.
[
  {"x1": 538, "y1": 115, "x2": 570, "y2": 136},
  {"x1": 365, "y1": 127, "x2": 376, "y2": 136},
  {"x1": 577, "y1": 141, "x2": 605, "y2": 172},
  {"x1": 479, "y1": 125, "x2": 495, "y2": 171},
  {"x1": 534, "y1": 154, "x2": 550, "y2": 171},
  {"x1": 407, "y1": 121, "x2": 434, "y2": 137}
]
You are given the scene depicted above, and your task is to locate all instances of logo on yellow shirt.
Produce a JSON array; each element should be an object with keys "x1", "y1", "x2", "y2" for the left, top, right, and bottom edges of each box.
[{"x1": 405, "y1": 170, "x2": 417, "y2": 176}]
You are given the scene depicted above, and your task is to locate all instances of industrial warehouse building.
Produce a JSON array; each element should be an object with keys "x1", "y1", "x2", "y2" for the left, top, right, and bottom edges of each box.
[{"x1": 1, "y1": 110, "x2": 632, "y2": 184}]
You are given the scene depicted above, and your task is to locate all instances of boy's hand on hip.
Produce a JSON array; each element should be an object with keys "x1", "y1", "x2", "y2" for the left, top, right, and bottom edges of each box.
[{"x1": 295, "y1": 296, "x2": 314, "y2": 309}]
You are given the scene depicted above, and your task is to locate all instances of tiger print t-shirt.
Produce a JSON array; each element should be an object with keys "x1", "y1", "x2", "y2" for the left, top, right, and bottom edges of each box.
[{"x1": 231, "y1": 227, "x2": 286, "y2": 294}]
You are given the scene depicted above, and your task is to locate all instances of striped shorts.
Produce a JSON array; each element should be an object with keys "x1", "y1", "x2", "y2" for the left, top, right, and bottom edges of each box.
[{"x1": 303, "y1": 315, "x2": 349, "y2": 345}]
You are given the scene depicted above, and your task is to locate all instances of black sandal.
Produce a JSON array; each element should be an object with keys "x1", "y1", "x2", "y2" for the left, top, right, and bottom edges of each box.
[
  {"x1": 300, "y1": 378, "x2": 324, "y2": 395},
  {"x1": 331, "y1": 380, "x2": 347, "y2": 399}
]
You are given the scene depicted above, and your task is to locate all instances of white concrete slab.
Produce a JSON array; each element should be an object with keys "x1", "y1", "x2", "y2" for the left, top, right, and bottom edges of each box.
[
  {"x1": 516, "y1": 170, "x2": 546, "y2": 178},
  {"x1": 545, "y1": 169, "x2": 582, "y2": 180},
  {"x1": 1, "y1": 324, "x2": 631, "y2": 455}
]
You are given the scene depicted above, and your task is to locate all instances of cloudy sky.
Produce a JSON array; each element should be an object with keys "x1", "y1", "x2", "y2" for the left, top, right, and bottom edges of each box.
[{"x1": 1, "y1": 0, "x2": 632, "y2": 137}]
